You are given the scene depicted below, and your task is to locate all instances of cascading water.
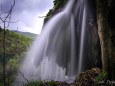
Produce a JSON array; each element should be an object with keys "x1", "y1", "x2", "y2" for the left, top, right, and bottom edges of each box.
[
  {"x1": 15, "y1": 0, "x2": 90, "y2": 84},
  {"x1": 78, "y1": 0, "x2": 87, "y2": 74}
]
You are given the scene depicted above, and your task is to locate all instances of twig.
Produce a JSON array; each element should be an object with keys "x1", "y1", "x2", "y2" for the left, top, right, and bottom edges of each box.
[
  {"x1": 38, "y1": 16, "x2": 51, "y2": 18},
  {"x1": 19, "y1": 70, "x2": 31, "y2": 86}
]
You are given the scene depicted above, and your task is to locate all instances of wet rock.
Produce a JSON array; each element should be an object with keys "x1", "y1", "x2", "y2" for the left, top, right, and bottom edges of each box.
[
  {"x1": 98, "y1": 80, "x2": 115, "y2": 86},
  {"x1": 72, "y1": 68, "x2": 102, "y2": 86}
]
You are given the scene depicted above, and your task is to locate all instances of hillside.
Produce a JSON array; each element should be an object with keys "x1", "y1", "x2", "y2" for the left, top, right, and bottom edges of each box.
[
  {"x1": 12, "y1": 30, "x2": 37, "y2": 39},
  {"x1": 0, "y1": 28, "x2": 32, "y2": 62},
  {"x1": 0, "y1": 27, "x2": 32, "y2": 84}
]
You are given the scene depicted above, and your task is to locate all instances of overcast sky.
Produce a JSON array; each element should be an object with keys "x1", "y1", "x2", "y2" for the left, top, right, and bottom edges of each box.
[{"x1": 0, "y1": 0, "x2": 54, "y2": 34}]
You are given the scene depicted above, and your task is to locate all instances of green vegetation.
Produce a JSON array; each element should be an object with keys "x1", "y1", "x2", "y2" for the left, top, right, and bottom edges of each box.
[
  {"x1": 95, "y1": 71, "x2": 108, "y2": 84},
  {"x1": 53, "y1": 0, "x2": 67, "y2": 9},
  {"x1": 13, "y1": 30, "x2": 37, "y2": 39},
  {"x1": 24, "y1": 81, "x2": 42, "y2": 86},
  {"x1": 44, "y1": 0, "x2": 67, "y2": 23},
  {"x1": 0, "y1": 28, "x2": 32, "y2": 62},
  {"x1": 24, "y1": 80, "x2": 60, "y2": 86},
  {"x1": 0, "y1": 27, "x2": 32, "y2": 85}
]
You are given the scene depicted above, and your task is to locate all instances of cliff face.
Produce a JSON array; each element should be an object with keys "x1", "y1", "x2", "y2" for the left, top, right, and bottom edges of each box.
[
  {"x1": 108, "y1": 0, "x2": 115, "y2": 80},
  {"x1": 44, "y1": 0, "x2": 67, "y2": 23},
  {"x1": 44, "y1": 0, "x2": 101, "y2": 71},
  {"x1": 73, "y1": 0, "x2": 102, "y2": 70}
]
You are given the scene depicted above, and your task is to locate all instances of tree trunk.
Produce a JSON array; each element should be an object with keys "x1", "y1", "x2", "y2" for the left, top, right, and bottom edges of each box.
[
  {"x1": 96, "y1": 0, "x2": 111, "y2": 79},
  {"x1": 96, "y1": 0, "x2": 115, "y2": 80}
]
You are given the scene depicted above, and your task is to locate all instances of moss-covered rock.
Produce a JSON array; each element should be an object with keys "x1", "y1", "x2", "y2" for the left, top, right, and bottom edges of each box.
[
  {"x1": 72, "y1": 68, "x2": 102, "y2": 86},
  {"x1": 44, "y1": 0, "x2": 67, "y2": 23}
]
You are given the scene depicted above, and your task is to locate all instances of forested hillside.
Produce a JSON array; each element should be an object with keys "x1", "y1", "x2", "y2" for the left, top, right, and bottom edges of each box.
[
  {"x1": 0, "y1": 27, "x2": 32, "y2": 85},
  {"x1": 13, "y1": 30, "x2": 37, "y2": 39}
]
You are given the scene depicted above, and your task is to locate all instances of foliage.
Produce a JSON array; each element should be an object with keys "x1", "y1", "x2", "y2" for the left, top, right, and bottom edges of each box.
[
  {"x1": 53, "y1": 0, "x2": 67, "y2": 10},
  {"x1": 0, "y1": 28, "x2": 32, "y2": 85},
  {"x1": 44, "y1": 0, "x2": 67, "y2": 23},
  {"x1": 14, "y1": 31, "x2": 37, "y2": 39},
  {"x1": 45, "y1": 81, "x2": 59, "y2": 86},
  {"x1": 24, "y1": 81, "x2": 42, "y2": 86},
  {"x1": 94, "y1": 71, "x2": 107, "y2": 85},
  {"x1": 24, "y1": 81, "x2": 59, "y2": 86},
  {"x1": 0, "y1": 28, "x2": 32, "y2": 62}
]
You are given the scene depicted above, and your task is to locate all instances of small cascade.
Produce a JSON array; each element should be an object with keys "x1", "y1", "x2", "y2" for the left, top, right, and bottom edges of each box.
[{"x1": 15, "y1": 0, "x2": 92, "y2": 84}]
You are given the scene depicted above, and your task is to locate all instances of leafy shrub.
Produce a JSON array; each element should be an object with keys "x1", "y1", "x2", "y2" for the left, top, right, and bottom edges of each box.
[
  {"x1": 24, "y1": 81, "x2": 41, "y2": 86},
  {"x1": 94, "y1": 71, "x2": 107, "y2": 85}
]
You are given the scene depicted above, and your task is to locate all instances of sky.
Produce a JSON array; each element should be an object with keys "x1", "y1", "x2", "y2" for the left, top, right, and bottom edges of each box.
[{"x1": 0, "y1": 0, "x2": 54, "y2": 34}]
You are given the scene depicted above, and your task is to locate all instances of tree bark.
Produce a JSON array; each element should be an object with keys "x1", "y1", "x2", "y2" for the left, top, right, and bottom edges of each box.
[
  {"x1": 96, "y1": 0, "x2": 115, "y2": 80},
  {"x1": 96, "y1": 0, "x2": 111, "y2": 79}
]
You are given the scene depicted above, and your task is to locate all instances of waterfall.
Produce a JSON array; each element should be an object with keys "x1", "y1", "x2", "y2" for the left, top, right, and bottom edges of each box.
[
  {"x1": 78, "y1": 0, "x2": 87, "y2": 74},
  {"x1": 15, "y1": 0, "x2": 89, "y2": 84}
]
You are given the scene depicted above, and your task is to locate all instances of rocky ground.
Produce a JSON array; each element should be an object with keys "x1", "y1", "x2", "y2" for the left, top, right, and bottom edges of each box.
[
  {"x1": 71, "y1": 68, "x2": 101, "y2": 86},
  {"x1": 24, "y1": 68, "x2": 99, "y2": 86},
  {"x1": 25, "y1": 68, "x2": 115, "y2": 86}
]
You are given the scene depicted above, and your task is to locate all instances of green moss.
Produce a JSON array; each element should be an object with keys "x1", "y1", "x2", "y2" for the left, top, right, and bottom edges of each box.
[
  {"x1": 94, "y1": 71, "x2": 107, "y2": 85},
  {"x1": 44, "y1": 0, "x2": 67, "y2": 23}
]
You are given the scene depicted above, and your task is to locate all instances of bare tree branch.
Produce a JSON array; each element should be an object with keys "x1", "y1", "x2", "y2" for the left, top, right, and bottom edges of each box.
[
  {"x1": 6, "y1": 14, "x2": 12, "y2": 28},
  {"x1": 0, "y1": 18, "x2": 19, "y2": 24},
  {"x1": 0, "y1": 16, "x2": 4, "y2": 22},
  {"x1": 4, "y1": 0, "x2": 15, "y2": 22},
  {"x1": 38, "y1": 16, "x2": 50, "y2": 18},
  {"x1": 19, "y1": 70, "x2": 31, "y2": 86},
  {"x1": 5, "y1": 19, "x2": 19, "y2": 23},
  {"x1": 0, "y1": 0, "x2": 16, "y2": 86}
]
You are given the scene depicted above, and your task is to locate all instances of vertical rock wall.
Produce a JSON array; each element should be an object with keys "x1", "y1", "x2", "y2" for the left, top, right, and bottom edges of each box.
[{"x1": 44, "y1": 0, "x2": 102, "y2": 73}]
